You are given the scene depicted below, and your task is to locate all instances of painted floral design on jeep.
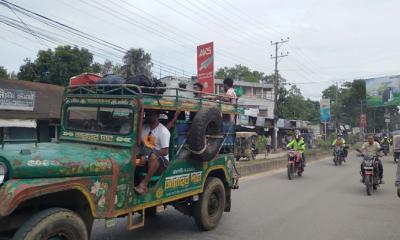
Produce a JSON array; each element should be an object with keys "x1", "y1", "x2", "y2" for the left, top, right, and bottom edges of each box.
[{"x1": 90, "y1": 180, "x2": 109, "y2": 210}]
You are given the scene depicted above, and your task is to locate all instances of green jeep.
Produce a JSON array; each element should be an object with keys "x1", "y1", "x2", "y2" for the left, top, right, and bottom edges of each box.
[{"x1": 0, "y1": 84, "x2": 240, "y2": 239}]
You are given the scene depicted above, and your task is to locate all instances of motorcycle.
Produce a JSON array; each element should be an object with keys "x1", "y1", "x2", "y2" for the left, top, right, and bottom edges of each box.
[
  {"x1": 382, "y1": 142, "x2": 389, "y2": 156},
  {"x1": 333, "y1": 146, "x2": 345, "y2": 166},
  {"x1": 360, "y1": 155, "x2": 381, "y2": 196},
  {"x1": 287, "y1": 149, "x2": 303, "y2": 180}
]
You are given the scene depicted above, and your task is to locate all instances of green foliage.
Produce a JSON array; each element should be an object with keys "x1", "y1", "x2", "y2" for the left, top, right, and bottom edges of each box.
[
  {"x1": 121, "y1": 48, "x2": 152, "y2": 78},
  {"x1": 256, "y1": 135, "x2": 267, "y2": 153},
  {"x1": 0, "y1": 66, "x2": 8, "y2": 80},
  {"x1": 279, "y1": 84, "x2": 320, "y2": 122},
  {"x1": 215, "y1": 64, "x2": 264, "y2": 82},
  {"x1": 98, "y1": 59, "x2": 122, "y2": 75},
  {"x1": 322, "y1": 79, "x2": 399, "y2": 131},
  {"x1": 346, "y1": 133, "x2": 360, "y2": 145},
  {"x1": 17, "y1": 46, "x2": 99, "y2": 86}
]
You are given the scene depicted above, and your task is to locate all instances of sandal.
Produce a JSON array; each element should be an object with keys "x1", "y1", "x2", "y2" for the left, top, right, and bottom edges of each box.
[{"x1": 134, "y1": 183, "x2": 148, "y2": 195}]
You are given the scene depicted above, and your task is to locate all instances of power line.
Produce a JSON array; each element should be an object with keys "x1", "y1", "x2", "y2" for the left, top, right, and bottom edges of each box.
[{"x1": 0, "y1": 0, "x2": 194, "y2": 78}]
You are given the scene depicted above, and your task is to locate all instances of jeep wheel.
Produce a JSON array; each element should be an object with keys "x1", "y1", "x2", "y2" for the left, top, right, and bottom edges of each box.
[
  {"x1": 193, "y1": 177, "x2": 225, "y2": 231},
  {"x1": 13, "y1": 208, "x2": 88, "y2": 240}
]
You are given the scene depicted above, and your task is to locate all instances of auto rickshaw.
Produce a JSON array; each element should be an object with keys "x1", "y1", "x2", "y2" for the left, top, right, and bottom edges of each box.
[
  {"x1": 393, "y1": 135, "x2": 400, "y2": 163},
  {"x1": 235, "y1": 132, "x2": 258, "y2": 161}
]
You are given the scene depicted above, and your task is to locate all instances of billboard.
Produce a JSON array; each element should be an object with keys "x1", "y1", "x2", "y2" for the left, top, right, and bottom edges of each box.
[
  {"x1": 320, "y1": 99, "x2": 330, "y2": 122},
  {"x1": 197, "y1": 42, "x2": 214, "y2": 94},
  {"x1": 0, "y1": 88, "x2": 36, "y2": 111},
  {"x1": 365, "y1": 75, "x2": 400, "y2": 107}
]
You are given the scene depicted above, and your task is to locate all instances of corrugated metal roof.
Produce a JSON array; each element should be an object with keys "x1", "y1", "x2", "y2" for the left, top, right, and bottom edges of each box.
[{"x1": 0, "y1": 79, "x2": 64, "y2": 120}]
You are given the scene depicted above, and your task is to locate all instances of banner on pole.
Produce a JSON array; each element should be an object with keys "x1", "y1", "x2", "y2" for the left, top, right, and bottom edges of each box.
[
  {"x1": 320, "y1": 98, "x2": 331, "y2": 122},
  {"x1": 197, "y1": 42, "x2": 214, "y2": 94}
]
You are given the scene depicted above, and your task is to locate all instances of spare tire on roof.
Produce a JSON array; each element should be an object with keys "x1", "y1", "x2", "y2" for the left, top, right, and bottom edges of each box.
[{"x1": 188, "y1": 108, "x2": 223, "y2": 162}]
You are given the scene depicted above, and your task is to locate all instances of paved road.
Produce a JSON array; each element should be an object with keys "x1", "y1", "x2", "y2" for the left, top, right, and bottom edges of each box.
[{"x1": 91, "y1": 152, "x2": 400, "y2": 240}]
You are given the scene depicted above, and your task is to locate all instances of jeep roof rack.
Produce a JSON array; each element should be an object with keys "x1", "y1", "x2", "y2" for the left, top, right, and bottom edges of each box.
[{"x1": 65, "y1": 84, "x2": 239, "y2": 113}]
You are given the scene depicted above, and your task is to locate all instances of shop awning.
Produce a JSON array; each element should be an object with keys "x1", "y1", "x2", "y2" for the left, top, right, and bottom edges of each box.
[{"x1": 0, "y1": 119, "x2": 37, "y2": 128}]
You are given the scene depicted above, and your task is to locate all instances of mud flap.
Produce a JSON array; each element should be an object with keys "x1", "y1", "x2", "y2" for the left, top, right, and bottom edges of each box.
[{"x1": 224, "y1": 188, "x2": 231, "y2": 212}]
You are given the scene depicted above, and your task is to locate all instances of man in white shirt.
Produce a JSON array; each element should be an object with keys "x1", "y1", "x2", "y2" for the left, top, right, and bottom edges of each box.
[
  {"x1": 356, "y1": 135, "x2": 384, "y2": 184},
  {"x1": 135, "y1": 110, "x2": 171, "y2": 194}
]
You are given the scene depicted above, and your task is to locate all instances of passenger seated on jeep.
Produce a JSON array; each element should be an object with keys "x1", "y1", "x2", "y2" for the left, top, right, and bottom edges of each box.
[{"x1": 135, "y1": 110, "x2": 171, "y2": 195}]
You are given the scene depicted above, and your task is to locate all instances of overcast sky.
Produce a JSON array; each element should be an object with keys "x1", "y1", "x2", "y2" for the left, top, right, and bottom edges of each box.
[{"x1": 1, "y1": 0, "x2": 399, "y2": 100}]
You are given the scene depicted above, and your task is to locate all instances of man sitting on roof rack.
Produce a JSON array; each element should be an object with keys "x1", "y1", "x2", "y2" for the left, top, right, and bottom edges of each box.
[{"x1": 135, "y1": 110, "x2": 171, "y2": 195}]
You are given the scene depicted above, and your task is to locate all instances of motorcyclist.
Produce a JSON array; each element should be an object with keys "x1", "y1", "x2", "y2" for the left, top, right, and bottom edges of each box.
[
  {"x1": 356, "y1": 135, "x2": 384, "y2": 184},
  {"x1": 381, "y1": 136, "x2": 391, "y2": 145},
  {"x1": 332, "y1": 133, "x2": 348, "y2": 160},
  {"x1": 286, "y1": 134, "x2": 306, "y2": 167}
]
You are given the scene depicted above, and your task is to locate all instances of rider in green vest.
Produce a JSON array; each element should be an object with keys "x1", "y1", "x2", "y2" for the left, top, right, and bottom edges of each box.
[{"x1": 287, "y1": 134, "x2": 306, "y2": 167}]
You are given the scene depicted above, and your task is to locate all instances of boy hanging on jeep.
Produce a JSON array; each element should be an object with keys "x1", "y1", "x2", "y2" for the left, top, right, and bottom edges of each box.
[{"x1": 135, "y1": 110, "x2": 171, "y2": 195}]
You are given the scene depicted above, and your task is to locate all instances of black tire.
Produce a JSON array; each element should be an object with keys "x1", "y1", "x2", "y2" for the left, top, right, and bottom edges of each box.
[
  {"x1": 397, "y1": 188, "x2": 400, "y2": 198},
  {"x1": 287, "y1": 163, "x2": 294, "y2": 180},
  {"x1": 334, "y1": 157, "x2": 338, "y2": 166},
  {"x1": 193, "y1": 177, "x2": 226, "y2": 231},
  {"x1": 297, "y1": 171, "x2": 302, "y2": 177},
  {"x1": 12, "y1": 208, "x2": 88, "y2": 240},
  {"x1": 188, "y1": 108, "x2": 223, "y2": 162},
  {"x1": 373, "y1": 184, "x2": 377, "y2": 190},
  {"x1": 366, "y1": 176, "x2": 372, "y2": 196}
]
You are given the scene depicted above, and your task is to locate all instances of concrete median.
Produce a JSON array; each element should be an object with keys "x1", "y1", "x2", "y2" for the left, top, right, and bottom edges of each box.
[{"x1": 236, "y1": 149, "x2": 332, "y2": 177}]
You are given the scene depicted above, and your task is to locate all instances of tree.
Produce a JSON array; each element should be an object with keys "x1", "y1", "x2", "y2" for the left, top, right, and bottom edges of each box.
[
  {"x1": 97, "y1": 59, "x2": 123, "y2": 75},
  {"x1": 0, "y1": 66, "x2": 8, "y2": 80},
  {"x1": 215, "y1": 65, "x2": 264, "y2": 82},
  {"x1": 278, "y1": 84, "x2": 319, "y2": 121},
  {"x1": 17, "y1": 58, "x2": 37, "y2": 81},
  {"x1": 17, "y1": 46, "x2": 98, "y2": 86},
  {"x1": 320, "y1": 79, "x2": 398, "y2": 132},
  {"x1": 121, "y1": 48, "x2": 152, "y2": 78}
]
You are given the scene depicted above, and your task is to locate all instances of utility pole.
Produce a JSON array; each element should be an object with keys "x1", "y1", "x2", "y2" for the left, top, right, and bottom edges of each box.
[
  {"x1": 270, "y1": 38, "x2": 289, "y2": 152},
  {"x1": 335, "y1": 81, "x2": 339, "y2": 134}
]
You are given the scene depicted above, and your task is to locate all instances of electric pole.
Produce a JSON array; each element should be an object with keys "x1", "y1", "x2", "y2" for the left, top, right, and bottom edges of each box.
[
  {"x1": 270, "y1": 38, "x2": 289, "y2": 152},
  {"x1": 335, "y1": 81, "x2": 339, "y2": 134}
]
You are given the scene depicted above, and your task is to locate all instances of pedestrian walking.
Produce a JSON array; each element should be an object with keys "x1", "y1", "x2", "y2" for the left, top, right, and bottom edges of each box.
[
  {"x1": 396, "y1": 160, "x2": 400, "y2": 198},
  {"x1": 265, "y1": 135, "x2": 272, "y2": 158}
]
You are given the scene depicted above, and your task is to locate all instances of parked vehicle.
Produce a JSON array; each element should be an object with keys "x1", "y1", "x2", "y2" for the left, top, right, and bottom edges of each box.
[
  {"x1": 287, "y1": 149, "x2": 303, "y2": 180},
  {"x1": 393, "y1": 135, "x2": 400, "y2": 163},
  {"x1": 0, "y1": 83, "x2": 241, "y2": 239},
  {"x1": 333, "y1": 146, "x2": 345, "y2": 166},
  {"x1": 235, "y1": 132, "x2": 257, "y2": 161},
  {"x1": 360, "y1": 155, "x2": 381, "y2": 196}
]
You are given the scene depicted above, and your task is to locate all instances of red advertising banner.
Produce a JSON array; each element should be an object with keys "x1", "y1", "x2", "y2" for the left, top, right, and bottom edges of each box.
[{"x1": 197, "y1": 42, "x2": 214, "y2": 94}]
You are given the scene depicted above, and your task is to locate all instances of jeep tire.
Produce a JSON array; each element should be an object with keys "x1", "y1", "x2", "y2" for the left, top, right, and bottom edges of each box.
[
  {"x1": 193, "y1": 177, "x2": 226, "y2": 231},
  {"x1": 188, "y1": 108, "x2": 223, "y2": 162},
  {"x1": 13, "y1": 208, "x2": 88, "y2": 240}
]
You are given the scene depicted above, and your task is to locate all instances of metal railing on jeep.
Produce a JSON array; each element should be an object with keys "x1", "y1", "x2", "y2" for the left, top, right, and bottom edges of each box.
[{"x1": 65, "y1": 84, "x2": 240, "y2": 113}]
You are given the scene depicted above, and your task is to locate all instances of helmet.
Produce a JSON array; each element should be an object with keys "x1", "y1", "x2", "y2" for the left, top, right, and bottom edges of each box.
[
  {"x1": 337, "y1": 133, "x2": 343, "y2": 137},
  {"x1": 295, "y1": 134, "x2": 301, "y2": 140}
]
